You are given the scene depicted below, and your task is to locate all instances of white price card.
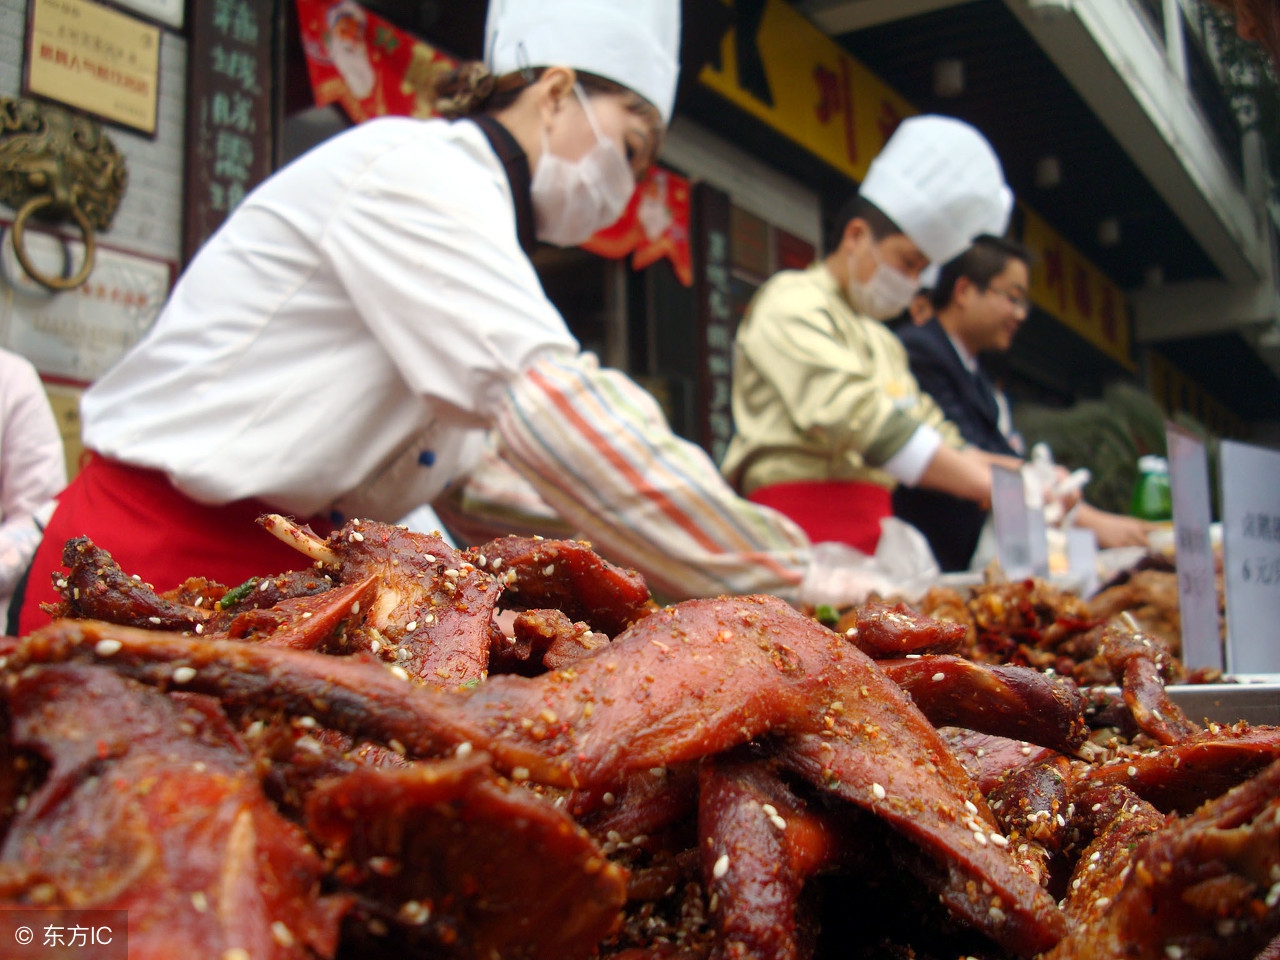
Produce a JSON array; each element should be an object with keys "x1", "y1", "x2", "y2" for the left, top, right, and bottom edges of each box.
[
  {"x1": 1027, "y1": 505, "x2": 1050, "y2": 579},
  {"x1": 1220, "y1": 440, "x2": 1280, "y2": 674},
  {"x1": 1167, "y1": 424, "x2": 1222, "y2": 671},
  {"x1": 991, "y1": 466, "x2": 1033, "y2": 579},
  {"x1": 1066, "y1": 526, "x2": 1099, "y2": 598}
]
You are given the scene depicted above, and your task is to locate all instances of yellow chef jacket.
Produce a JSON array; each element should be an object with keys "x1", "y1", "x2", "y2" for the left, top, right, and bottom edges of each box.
[{"x1": 721, "y1": 262, "x2": 962, "y2": 496}]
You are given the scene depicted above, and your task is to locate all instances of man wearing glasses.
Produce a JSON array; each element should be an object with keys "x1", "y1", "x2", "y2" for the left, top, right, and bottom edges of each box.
[{"x1": 893, "y1": 235, "x2": 1150, "y2": 572}]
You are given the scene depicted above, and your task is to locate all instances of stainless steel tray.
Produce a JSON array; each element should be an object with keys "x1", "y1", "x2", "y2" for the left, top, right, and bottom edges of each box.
[{"x1": 1165, "y1": 683, "x2": 1280, "y2": 726}]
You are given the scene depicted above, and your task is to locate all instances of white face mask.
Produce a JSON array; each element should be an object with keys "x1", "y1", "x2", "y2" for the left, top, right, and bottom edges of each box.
[
  {"x1": 845, "y1": 244, "x2": 920, "y2": 320},
  {"x1": 531, "y1": 84, "x2": 636, "y2": 247}
]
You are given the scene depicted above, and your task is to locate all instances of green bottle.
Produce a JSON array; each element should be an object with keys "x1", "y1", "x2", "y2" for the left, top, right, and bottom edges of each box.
[{"x1": 1130, "y1": 455, "x2": 1172, "y2": 521}]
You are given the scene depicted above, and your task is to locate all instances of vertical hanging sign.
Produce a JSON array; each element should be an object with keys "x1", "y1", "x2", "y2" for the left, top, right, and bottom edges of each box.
[
  {"x1": 182, "y1": 0, "x2": 276, "y2": 264},
  {"x1": 692, "y1": 182, "x2": 734, "y2": 463}
]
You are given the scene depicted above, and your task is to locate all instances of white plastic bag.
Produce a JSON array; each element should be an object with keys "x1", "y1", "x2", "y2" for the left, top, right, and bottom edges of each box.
[{"x1": 799, "y1": 517, "x2": 941, "y2": 608}]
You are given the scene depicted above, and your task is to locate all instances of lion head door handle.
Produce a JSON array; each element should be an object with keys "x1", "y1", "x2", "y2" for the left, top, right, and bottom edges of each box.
[{"x1": 0, "y1": 97, "x2": 129, "y2": 292}]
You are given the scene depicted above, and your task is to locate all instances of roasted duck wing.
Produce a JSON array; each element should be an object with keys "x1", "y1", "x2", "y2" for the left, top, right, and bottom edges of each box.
[{"x1": 0, "y1": 663, "x2": 348, "y2": 959}]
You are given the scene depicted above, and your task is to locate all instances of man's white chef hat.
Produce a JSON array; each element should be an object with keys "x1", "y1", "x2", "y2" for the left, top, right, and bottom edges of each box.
[
  {"x1": 484, "y1": 0, "x2": 681, "y2": 124},
  {"x1": 859, "y1": 115, "x2": 1013, "y2": 267}
]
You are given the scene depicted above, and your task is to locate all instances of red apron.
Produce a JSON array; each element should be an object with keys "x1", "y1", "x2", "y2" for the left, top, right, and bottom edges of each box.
[
  {"x1": 17, "y1": 455, "x2": 333, "y2": 636},
  {"x1": 748, "y1": 479, "x2": 892, "y2": 556}
]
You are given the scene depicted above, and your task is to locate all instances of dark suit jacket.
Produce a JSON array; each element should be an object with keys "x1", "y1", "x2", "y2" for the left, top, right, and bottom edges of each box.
[{"x1": 892, "y1": 319, "x2": 1017, "y2": 572}]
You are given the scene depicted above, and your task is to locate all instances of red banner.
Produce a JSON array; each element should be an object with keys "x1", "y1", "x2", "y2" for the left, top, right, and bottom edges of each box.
[
  {"x1": 295, "y1": 0, "x2": 691, "y2": 284},
  {"x1": 581, "y1": 166, "x2": 692, "y2": 286},
  {"x1": 295, "y1": 0, "x2": 456, "y2": 123}
]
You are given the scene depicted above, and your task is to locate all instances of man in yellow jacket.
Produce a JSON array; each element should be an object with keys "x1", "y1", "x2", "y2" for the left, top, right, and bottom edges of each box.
[{"x1": 721, "y1": 115, "x2": 1019, "y2": 554}]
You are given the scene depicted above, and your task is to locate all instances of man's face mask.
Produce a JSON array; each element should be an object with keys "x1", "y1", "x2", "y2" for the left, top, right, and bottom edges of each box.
[
  {"x1": 846, "y1": 242, "x2": 920, "y2": 320},
  {"x1": 530, "y1": 84, "x2": 636, "y2": 247}
]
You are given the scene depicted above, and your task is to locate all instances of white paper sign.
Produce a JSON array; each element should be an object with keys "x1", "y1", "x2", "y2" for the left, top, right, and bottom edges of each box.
[
  {"x1": 1026, "y1": 505, "x2": 1050, "y2": 579},
  {"x1": 991, "y1": 466, "x2": 1033, "y2": 579},
  {"x1": 1167, "y1": 424, "x2": 1222, "y2": 671},
  {"x1": 0, "y1": 226, "x2": 170, "y2": 383},
  {"x1": 1066, "y1": 526, "x2": 1099, "y2": 597},
  {"x1": 1220, "y1": 440, "x2": 1280, "y2": 674}
]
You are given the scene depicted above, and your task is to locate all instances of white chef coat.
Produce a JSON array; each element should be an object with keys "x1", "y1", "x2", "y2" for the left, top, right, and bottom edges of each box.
[{"x1": 83, "y1": 117, "x2": 578, "y2": 521}]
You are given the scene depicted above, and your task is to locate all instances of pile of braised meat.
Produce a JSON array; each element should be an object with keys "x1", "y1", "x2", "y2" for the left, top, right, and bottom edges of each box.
[
  {"x1": 907, "y1": 571, "x2": 1223, "y2": 687},
  {"x1": 1, "y1": 517, "x2": 1278, "y2": 959}
]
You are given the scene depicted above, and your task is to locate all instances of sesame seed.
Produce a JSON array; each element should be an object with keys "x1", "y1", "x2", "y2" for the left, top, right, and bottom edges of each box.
[
  {"x1": 55, "y1": 578, "x2": 67, "y2": 589},
  {"x1": 477, "y1": 554, "x2": 487, "y2": 567},
  {"x1": 172, "y1": 666, "x2": 197, "y2": 684},
  {"x1": 602, "y1": 792, "x2": 616, "y2": 805},
  {"x1": 987, "y1": 907, "x2": 1006, "y2": 923},
  {"x1": 395, "y1": 648, "x2": 411, "y2": 661},
  {"x1": 1094, "y1": 897, "x2": 1111, "y2": 910},
  {"x1": 769, "y1": 814, "x2": 787, "y2": 830},
  {"x1": 974, "y1": 832, "x2": 988, "y2": 845},
  {"x1": 1020, "y1": 745, "x2": 1032, "y2": 755},
  {"x1": 132, "y1": 574, "x2": 141, "y2": 581},
  {"x1": 390, "y1": 666, "x2": 410, "y2": 681},
  {"x1": 1166, "y1": 948, "x2": 1185, "y2": 960},
  {"x1": 398, "y1": 901, "x2": 430, "y2": 925},
  {"x1": 455, "y1": 742, "x2": 473, "y2": 759},
  {"x1": 224, "y1": 949, "x2": 250, "y2": 960},
  {"x1": 271, "y1": 922, "x2": 295, "y2": 947},
  {"x1": 543, "y1": 565, "x2": 555, "y2": 576},
  {"x1": 762, "y1": 803, "x2": 778, "y2": 817},
  {"x1": 712, "y1": 854, "x2": 730, "y2": 879},
  {"x1": 371, "y1": 640, "x2": 382, "y2": 654},
  {"x1": 964, "y1": 800, "x2": 979, "y2": 815},
  {"x1": 1127, "y1": 765, "x2": 1138, "y2": 777},
  {"x1": 511, "y1": 766, "x2": 530, "y2": 781},
  {"x1": 932, "y1": 672, "x2": 946, "y2": 682},
  {"x1": 990, "y1": 833, "x2": 1008, "y2": 847},
  {"x1": 352, "y1": 601, "x2": 361, "y2": 614},
  {"x1": 301, "y1": 612, "x2": 311, "y2": 619},
  {"x1": 95, "y1": 639, "x2": 122, "y2": 657},
  {"x1": 871, "y1": 783, "x2": 887, "y2": 800},
  {"x1": 491, "y1": 557, "x2": 503, "y2": 570},
  {"x1": 906, "y1": 654, "x2": 922, "y2": 659},
  {"x1": 148, "y1": 616, "x2": 162, "y2": 625},
  {"x1": 444, "y1": 569, "x2": 460, "y2": 579},
  {"x1": 191, "y1": 891, "x2": 208, "y2": 912},
  {"x1": 406, "y1": 621, "x2": 418, "y2": 632},
  {"x1": 388, "y1": 739, "x2": 407, "y2": 756}
]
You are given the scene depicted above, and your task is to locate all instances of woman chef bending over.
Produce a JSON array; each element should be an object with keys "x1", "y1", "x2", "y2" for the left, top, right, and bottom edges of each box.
[{"x1": 15, "y1": 0, "x2": 829, "y2": 634}]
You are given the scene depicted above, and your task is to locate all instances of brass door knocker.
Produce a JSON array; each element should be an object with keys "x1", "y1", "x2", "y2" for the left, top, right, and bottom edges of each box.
[{"x1": 0, "y1": 98, "x2": 128, "y2": 292}]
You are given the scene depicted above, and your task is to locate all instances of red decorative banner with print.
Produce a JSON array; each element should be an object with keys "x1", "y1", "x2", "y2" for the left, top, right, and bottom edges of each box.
[
  {"x1": 295, "y1": 0, "x2": 457, "y2": 122},
  {"x1": 581, "y1": 166, "x2": 692, "y2": 286},
  {"x1": 295, "y1": 0, "x2": 690, "y2": 281}
]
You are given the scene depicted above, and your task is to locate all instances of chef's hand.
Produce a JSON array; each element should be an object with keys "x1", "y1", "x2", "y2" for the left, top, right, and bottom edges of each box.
[{"x1": 1073, "y1": 502, "x2": 1154, "y2": 549}]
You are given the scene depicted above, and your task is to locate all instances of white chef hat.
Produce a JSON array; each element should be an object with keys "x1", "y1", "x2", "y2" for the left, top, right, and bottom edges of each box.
[
  {"x1": 484, "y1": 0, "x2": 681, "y2": 124},
  {"x1": 860, "y1": 115, "x2": 1013, "y2": 267}
]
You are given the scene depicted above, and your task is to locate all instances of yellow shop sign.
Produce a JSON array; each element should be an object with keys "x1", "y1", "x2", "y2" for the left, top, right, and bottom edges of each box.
[{"x1": 698, "y1": 0, "x2": 914, "y2": 183}]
